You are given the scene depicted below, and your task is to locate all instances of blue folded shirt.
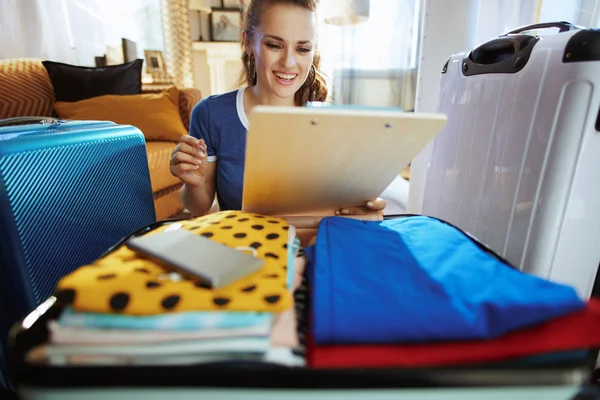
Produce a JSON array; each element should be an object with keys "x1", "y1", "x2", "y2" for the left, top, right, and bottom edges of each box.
[{"x1": 306, "y1": 216, "x2": 585, "y2": 345}]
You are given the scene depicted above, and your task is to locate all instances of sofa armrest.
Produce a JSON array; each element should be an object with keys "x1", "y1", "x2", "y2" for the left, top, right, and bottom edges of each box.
[{"x1": 178, "y1": 88, "x2": 202, "y2": 132}]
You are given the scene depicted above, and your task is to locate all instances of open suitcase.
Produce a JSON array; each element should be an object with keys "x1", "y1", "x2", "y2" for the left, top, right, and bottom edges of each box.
[
  {"x1": 421, "y1": 22, "x2": 600, "y2": 300},
  {"x1": 0, "y1": 117, "x2": 157, "y2": 390},
  {"x1": 5, "y1": 216, "x2": 600, "y2": 400}
]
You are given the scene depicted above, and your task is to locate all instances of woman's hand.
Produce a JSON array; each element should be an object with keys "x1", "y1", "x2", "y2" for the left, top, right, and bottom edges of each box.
[
  {"x1": 170, "y1": 135, "x2": 209, "y2": 187},
  {"x1": 334, "y1": 198, "x2": 386, "y2": 220}
]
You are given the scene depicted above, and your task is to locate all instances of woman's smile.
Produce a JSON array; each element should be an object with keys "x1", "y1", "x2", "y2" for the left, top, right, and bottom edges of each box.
[{"x1": 272, "y1": 70, "x2": 298, "y2": 86}]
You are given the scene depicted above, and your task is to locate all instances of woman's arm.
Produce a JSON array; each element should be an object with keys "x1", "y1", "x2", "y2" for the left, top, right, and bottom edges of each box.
[{"x1": 180, "y1": 161, "x2": 217, "y2": 217}]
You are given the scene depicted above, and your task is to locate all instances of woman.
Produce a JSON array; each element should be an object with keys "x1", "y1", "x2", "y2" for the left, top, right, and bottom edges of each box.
[{"x1": 170, "y1": 0, "x2": 385, "y2": 224}]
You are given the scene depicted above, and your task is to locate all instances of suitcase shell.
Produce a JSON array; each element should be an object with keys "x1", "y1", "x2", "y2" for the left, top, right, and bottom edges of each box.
[
  {"x1": 422, "y1": 23, "x2": 600, "y2": 299},
  {"x1": 3, "y1": 219, "x2": 598, "y2": 399},
  {"x1": 0, "y1": 117, "x2": 156, "y2": 388}
]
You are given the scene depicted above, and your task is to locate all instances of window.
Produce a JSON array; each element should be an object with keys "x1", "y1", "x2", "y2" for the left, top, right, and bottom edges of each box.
[
  {"x1": 318, "y1": 0, "x2": 421, "y2": 71},
  {"x1": 66, "y1": 0, "x2": 163, "y2": 66}
]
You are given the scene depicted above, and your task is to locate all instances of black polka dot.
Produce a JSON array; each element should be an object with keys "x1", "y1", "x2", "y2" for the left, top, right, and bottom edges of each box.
[
  {"x1": 161, "y1": 295, "x2": 180, "y2": 310},
  {"x1": 241, "y1": 284, "x2": 257, "y2": 293},
  {"x1": 97, "y1": 273, "x2": 117, "y2": 280},
  {"x1": 109, "y1": 293, "x2": 130, "y2": 311},
  {"x1": 264, "y1": 273, "x2": 279, "y2": 278},
  {"x1": 194, "y1": 281, "x2": 210, "y2": 289},
  {"x1": 255, "y1": 215, "x2": 265, "y2": 219},
  {"x1": 213, "y1": 297, "x2": 231, "y2": 306},
  {"x1": 264, "y1": 295, "x2": 281, "y2": 304},
  {"x1": 249, "y1": 242, "x2": 262, "y2": 249},
  {"x1": 221, "y1": 225, "x2": 233, "y2": 230},
  {"x1": 268, "y1": 220, "x2": 279, "y2": 224},
  {"x1": 266, "y1": 233, "x2": 280, "y2": 240},
  {"x1": 189, "y1": 225, "x2": 202, "y2": 230},
  {"x1": 226, "y1": 214, "x2": 237, "y2": 219},
  {"x1": 283, "y1": 265, "x2": 288, "y2": 270},
  {"x1": 238, "y1": 218, "x2": 250, "y2": 222},
  {"x1": 283, "y1": 226, "x2": 289, "y2": 231},
  {"x1": 209, "y1": 221, "x2": 220, "y2": 225},
  {"x1": 265, "y1": 252, "x2": 279, "y2": 259},
  {"x1": 234, "y1": 233, "x2": 247, "y2": 239},
  {"x1": 252, "y1": 224, "x2": 264, "y2": 230},
  {"x1": 283, "y1": 244, "x2": 288, "y2": 249},
  {"x1": 56, "y1": 288, "x2": 76, "y2": 303},
  {"x1": 201, "y1": 232, "x2": 214, "y2": 238},
  {"x1": 135, "y1": 268, "x2": 150, "y2": 274},
  {"x1": 146, "y1": 281, "x2": 162, "y2": 289}
]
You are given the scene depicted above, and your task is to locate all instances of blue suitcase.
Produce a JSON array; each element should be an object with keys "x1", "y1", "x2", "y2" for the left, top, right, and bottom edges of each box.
[{"x1": 0, "y1": 117, "x2": 156, "y2": 389}]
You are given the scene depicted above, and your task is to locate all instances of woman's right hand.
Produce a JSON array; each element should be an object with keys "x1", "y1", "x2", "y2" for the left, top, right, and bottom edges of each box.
[{"x1": 169, "y1": 135, "x2": 208, "y2": 187}]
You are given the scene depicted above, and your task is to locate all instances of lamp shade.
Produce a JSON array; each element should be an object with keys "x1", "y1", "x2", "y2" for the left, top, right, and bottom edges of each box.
[
  {"x1": 189, "y1": 0, "x2": 212, "y2": 13},
  {"x1": 323, "y1": 0, "x2": 370, "y2": 26}
]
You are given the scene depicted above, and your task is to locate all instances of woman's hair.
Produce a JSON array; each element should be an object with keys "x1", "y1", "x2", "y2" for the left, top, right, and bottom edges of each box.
[{"x1": 238, "y1": 0, "x2": 328, "y2": 106}]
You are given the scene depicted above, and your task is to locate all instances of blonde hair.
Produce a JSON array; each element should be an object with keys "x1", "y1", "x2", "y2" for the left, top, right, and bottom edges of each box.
[{"x1": 238, "y1": 0, "x2": 328, "y2": 106}]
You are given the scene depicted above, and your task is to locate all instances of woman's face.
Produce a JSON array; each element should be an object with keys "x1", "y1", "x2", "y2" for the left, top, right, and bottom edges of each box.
[{"x1": 248, "y1": 4, "x2": 317, "y2": 101}]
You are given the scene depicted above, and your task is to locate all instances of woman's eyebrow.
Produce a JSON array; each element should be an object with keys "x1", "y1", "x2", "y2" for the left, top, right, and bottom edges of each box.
[{"x1": 263, "y1": 34, "x2": 312, "y2": 45}]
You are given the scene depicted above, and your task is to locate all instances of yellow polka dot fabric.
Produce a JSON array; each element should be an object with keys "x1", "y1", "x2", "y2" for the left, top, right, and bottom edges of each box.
[{"x1": 55, "y1": 211, "x2": 294, "y2": 316}]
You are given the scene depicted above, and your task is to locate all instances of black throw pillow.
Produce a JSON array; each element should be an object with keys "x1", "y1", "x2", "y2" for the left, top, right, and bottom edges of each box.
[{"x1": 42, "y1": 59, "x2": 144, "y2": 102}]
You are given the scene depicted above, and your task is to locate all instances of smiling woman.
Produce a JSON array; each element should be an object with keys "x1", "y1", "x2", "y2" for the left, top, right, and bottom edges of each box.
[{"x1": 169, "y1": 0, "x2": 387, "y2": 223}]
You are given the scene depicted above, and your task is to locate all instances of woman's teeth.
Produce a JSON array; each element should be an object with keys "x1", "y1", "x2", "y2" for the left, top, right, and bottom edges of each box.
[{"x1": 273, "y1": 71, "x2": 296, "y2": 81}]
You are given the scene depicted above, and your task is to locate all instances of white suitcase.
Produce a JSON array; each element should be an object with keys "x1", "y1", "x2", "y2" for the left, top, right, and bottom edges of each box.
[{"x1": 421, "y1": 21, "x2": 600, "y2": 299}]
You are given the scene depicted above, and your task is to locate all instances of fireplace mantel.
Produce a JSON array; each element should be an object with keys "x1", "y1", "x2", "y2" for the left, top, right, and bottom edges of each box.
[{"x1": 192, "y1": 42, "x2": 242, "y2": 96}]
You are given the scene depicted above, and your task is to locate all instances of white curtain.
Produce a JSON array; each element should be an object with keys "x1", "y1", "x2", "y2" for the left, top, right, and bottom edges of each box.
[
  {"x1": 0, "y1": 0, "x2": 75, "y2": 63},
  {"x1": 317, "y1": 0, "x2": 420, "y2": 110},
  {"x1": 0, "y1": 0, "x2": 163, "y2": 66}
]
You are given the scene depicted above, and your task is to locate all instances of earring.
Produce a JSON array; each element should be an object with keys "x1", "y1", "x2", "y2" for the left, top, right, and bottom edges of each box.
[
  {"x1": 249, "y1": 56, "x2": 257, "y2": 84},
  {"x1": 307, "y1": 64, "x2": 317, "y2": 86}
]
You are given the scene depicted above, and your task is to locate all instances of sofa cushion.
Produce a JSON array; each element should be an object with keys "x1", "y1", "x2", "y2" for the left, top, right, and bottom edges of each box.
[
  {"x1": 0, "y1": 59, "x2": 55, "y2": 119},
  {"x1": 42, "y1": 59, "x2": 143, "y2": 102},
  {"x1": 54, "y1": 86, "x2": 188, "y2": 142},
  {"x1": 146, "y1": 141, "x2": 183, "y2": 193}
]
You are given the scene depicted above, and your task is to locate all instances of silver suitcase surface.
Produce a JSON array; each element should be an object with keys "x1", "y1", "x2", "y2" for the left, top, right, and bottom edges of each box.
[{"x1": 422, "y1": 22, "x2": 600, "y2": 298}]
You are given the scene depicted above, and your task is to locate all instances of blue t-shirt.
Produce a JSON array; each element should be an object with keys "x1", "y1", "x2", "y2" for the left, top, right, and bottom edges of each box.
[{"x1": 189, "y1": 87, "x2": 249, "y2": 211}]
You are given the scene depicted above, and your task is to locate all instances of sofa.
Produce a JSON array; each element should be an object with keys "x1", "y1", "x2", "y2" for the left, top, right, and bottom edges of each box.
[{"x1": 0, "y1": 58, "x2": 202, "y2": 220}]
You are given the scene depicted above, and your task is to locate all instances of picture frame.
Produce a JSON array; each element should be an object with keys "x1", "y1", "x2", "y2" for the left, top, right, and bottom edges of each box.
[
  {"x1": 144, "y1": 50, "x2": 166, "y2": 74},
  {"x1": 221, "y1": 0, "x2": 244, "y2": 8},
  {"x1": 210, "y1": 8, "x2": 242, "y2": 42}
]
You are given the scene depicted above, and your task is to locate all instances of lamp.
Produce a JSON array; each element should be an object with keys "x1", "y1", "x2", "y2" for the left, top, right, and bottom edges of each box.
[
  {"x1": 190, "y1": 0, "x2": 213, "y2": 42},
  {"x1": 322, "y1": 0, "x2": 370, "y2": 26}
]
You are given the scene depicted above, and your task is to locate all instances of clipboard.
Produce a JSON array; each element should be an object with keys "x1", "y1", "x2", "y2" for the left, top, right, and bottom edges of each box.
[{"x1": 241, "y1": 105, "x2": 447, "y2": 216}]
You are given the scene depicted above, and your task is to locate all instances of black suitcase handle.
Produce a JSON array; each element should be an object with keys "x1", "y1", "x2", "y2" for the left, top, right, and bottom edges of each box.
[
  {"x1": 504, "y1": 21, "x2": 579, "y2": 35},
  {"x1": 457, "y1": 21, "x2": 581, "y2": 77},
  {"x1": 461, "y1": 34, "x2": 538, "y2": 76}
]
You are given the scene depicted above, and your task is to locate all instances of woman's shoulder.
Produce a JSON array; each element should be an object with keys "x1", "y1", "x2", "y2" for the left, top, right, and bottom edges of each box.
[{"x1": 195, "y1": 88, "x2": 240, "y2": 114}]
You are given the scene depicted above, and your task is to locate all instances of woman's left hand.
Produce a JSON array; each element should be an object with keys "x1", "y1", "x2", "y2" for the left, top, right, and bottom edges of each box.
[{"x1": 335, "y1": 197, "x2": 386, "y2": 220}]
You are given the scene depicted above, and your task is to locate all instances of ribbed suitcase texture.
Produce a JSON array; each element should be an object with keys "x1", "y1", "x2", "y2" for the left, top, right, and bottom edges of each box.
[
  {"x1": 422, "y1": 23, "x2": 600, "y2": 300},
  {"x1": 0, "y1": 118, "x2": 156, "y2": 388}
]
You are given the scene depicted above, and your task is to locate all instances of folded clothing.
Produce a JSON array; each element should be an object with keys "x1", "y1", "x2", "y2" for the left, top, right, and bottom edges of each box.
[
  {"x1": 40, "y1": 235, "x2": 310, "y2": 367},
  {"x1": 57, "y1": 307, "x2": 273, "y2": 331},
  {"x1": 307, "y1": 298, "x2": 600, "y2": 368},
  {"x1": 306, "y1": 215, "x2": 585, "y2": 345},
  {"x1": 54, "y1": 211, "x2": 297, "y2": 315},
  {"x1": 48, "y1": 319, "x2": 273, "y2": 345}
]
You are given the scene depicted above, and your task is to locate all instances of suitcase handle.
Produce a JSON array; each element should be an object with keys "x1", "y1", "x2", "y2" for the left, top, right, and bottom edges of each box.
[
  {"x1": 504, "y1": 21, "x2": 578, "y2": 35},
  {"x1": 0, "y1": 116, "x2": 64, "y2": 128},
  {"x1": 462, "y1": 34, "x2": 538, "y2": 76}
]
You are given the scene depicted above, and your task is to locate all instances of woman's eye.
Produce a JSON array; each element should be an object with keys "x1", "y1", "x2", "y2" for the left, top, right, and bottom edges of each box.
[
  {"x1": 266, "y1": 43, "x2": 282, "y2": 49},
  {"x1": 298, "y1": 47, "x2": 311, "y2": 53}
]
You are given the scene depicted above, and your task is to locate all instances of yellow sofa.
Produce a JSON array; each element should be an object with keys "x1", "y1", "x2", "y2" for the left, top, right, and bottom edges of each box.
[{"x1": 0, "y1": 58, "x2": 202, "y2": 220}]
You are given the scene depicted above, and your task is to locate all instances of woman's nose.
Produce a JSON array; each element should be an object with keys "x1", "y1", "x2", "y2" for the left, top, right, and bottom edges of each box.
[{"x1": 282, "y1": 49, "x2": 296, "y2": 68}]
